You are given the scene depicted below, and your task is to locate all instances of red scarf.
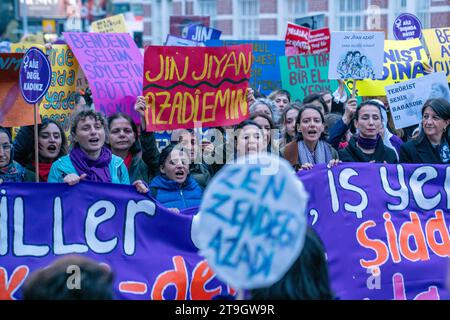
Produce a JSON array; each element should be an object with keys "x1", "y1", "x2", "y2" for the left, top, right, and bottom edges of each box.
[
  {"x1": 32, "y1": 162, "x2": 53, "y2": 182},
  {"x1": 123, "y1": 153, "x2": 133, "y2": 170}
]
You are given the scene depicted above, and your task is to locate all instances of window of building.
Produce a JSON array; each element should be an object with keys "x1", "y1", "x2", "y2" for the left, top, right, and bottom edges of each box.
[
  {"x1": 197, "y1": 0, "x2": 217, "y2": 28},
  {"x1": 335, "y1": 0, "x2": 365, "y2": 31},
  {"x1": 238, "y1": 0, "x2": 259, "y2": 39},
  {"x1": 285, "y1": 0, "x2": 307, "y2": 24},
  {"x1": 416, "y1": 0, "x2": 430, "y2": 28}
]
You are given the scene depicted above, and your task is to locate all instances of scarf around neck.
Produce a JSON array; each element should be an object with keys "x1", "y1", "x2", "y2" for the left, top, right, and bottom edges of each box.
[
  {"x1": 69, "y1": 146, "x2": 112, "y2": 183},
  {"x1": 297, "y1": 140, "x2": 333, "y2": 165},
  {"x1": 357, "y1": 134, "x2": 381, "y2": 150}
]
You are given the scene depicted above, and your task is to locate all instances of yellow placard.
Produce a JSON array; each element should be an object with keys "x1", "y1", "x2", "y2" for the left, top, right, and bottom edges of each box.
[
  {"x1": 348, "y1": 39, "x2": 429, "y2": 96},
  {"x1": 42, "y1": 20, "x2": 56, "y2": 33},
  {"x1": 91, "y1": 14, "x2": 128, "y2": 33},
  {"x1": 422, "y1": 27, "x2": 450, "y2": 82},
  {"x1": 11, "y1": 43, "x2": 79, "y2": 134},
  {"x1": 20, "y1": 33, "x2": 45, "y2": 45}
]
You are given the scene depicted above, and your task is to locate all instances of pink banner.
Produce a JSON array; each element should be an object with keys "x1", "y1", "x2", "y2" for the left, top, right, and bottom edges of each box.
[
  {"x1": 63, "y1": 32, "x2": 143, "y2": 123},
  {"x1": 309, "y1": 28, "x2": 330, "y2": 54}
]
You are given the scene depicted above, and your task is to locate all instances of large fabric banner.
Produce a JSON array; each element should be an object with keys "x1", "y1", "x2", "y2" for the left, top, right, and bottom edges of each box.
[
  {"x1": 206, "y1": 40, "x2": 284, "y2": 95},
  {"x1": 0, "y1": 182, "x2": 232, "y2": 300},
  {"x1": 143, "y1": 45, "x2": 252, "y2": 131},
  {"x1": 422, "y1": 28, "x2": 450, "y2": 82},
  {"x1": 350, "y1": 39, "x2": 428, "y2": 96},
  {"x1": 63, "y1": 32, "x2": 143, "y2": 124},
  {"x1": 298, "y1": 163, "x2": 450, "y2": 300}
]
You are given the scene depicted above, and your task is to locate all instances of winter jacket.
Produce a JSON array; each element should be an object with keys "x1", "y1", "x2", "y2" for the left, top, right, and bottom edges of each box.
[
  {"x1": 149, "y1": 175, "x2": 203, "y2": 210},
  {"x1": 48, "y1": 154, "x2": 130, "y2": 184},
  {"x1": 399, "y1": 134, "x2": 450, "y2": 164},
  {"x1": 339, "y1": 137, "x2": 398, "y2": 163}
]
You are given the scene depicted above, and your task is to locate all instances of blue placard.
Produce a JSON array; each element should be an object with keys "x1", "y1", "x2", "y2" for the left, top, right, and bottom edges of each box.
[
  {"x1": 393, "y1": 13, "x2": 422, "y2": 40},
  {"x1": 186, "y1": 25, "x2": 222, "y2": 42},
  {"x1": 206, "y1": 40, "x2": 284, "y2": 95},
  {"x1": 19, "y1": 47, "x2": 52, "y2": 104}
]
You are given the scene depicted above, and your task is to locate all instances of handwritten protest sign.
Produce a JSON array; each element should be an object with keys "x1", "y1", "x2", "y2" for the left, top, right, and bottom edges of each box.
[
  {"x1": 309, "y1": 28, "x2": 330, "y2": 54},
  {"x1": 0, "y1": 182, "x2": 232, "y2": 300},
  {"x1": 423, "y1": 28, "x2": 450, "y2": 82},
  {"x1": 349, "y1": 39, "x2": 428, "y2": 96},
  {"x1": 91, "y1": 14, "x2": 128, "y2": 33},
  {"x1": 0, "y1": 53, "x2": 36, "y2": 127},
  {"x1": 285, "y1": 22, "x2": 310, "y2": 56},
  {"x1": 385, "y1": 72, "x2": 450, "y2": 129},
  {"x1": 64, "y1": 32, "x2": 143, "y2": 124},
  {"x1": 298, "y1": 163, "x2": 450, "y2": 300},
  {"x1": 143, "y1": 45, "x2": 252, "y2": 131},
  {"x1": 280, "y1": 53, "x2": 338, "y2": 102},
  {"x1": 165, "y1": 34, "x2": 204, "y2": 47},
  {"x1": 207, "y1": 40, "x2": 284, "y2": 95},
  {"x1": 329, "y1": 31, "x2": 384, "y2": 80},
  {"x1": 186, "y1": 25, "x2": 221, "y2": 42},
  {"x1": 194, "y1": 154, "x2": 308, "y2": 289},
  {"x1": 11, "y1": 44, "x2": 79, "y2": 132}
]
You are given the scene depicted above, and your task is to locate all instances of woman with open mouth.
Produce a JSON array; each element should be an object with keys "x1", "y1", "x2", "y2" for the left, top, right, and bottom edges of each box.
[
  {"x1": 13, "y1": 118, "x2": 68, "y2": 182},
  {"x1": 400, "y1": 98, "x2": 450, "y2": 164},
  {"x1": 48, "y1": 110, "x2": 130, "y2": 185},
  {"x1": 284, "y1": 104, "x2": 339, "y2": 171},
  {"x1": 0, "y1": 127, "x2": 34, "y2": 183},
  {"x1": 339, "y1": 101, "x2": 398, "y2": 164},
  {"x1": 134, "y1": 143, "x2": 203, "y2": 213}
]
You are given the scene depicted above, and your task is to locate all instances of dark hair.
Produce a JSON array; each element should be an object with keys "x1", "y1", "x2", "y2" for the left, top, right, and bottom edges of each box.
[
  {"x1": 303, "y1": 93, "x2": 329, "y2": 114},
  {"x1": 324, "y1": 113, "x2": 343, "y2": 135},
  {"x1": 0, "y1": 127, "x2": 13, "y2": 165},
  {"x1": 71, "y1": 110, "x2": 107, "y2": 145},
  {"x1": 269, "y1": 89, "x2": 291, "y2": 102},
  {"x1": 22, "y1": 255, "x2": 114, "y2": 300},
  {"x1": 250, "y1": 112, "x2": 276, "y2": 149},
  {"x1": 158, "y1": 142, "x2": 189, "y2": 167},
  {"x1": 250, "y1": 227, "x2": 334, "y2": 300},
  {"x1": 107, "y1": 113, "x2": 140, "y2": 155},
  {"x1": 355, "y1": 100, "x2": 383, "y2": 121},
  {"x1": 38, "y1": 118, "x2": 68, "y2": 160},
  {"x1": 295, "y1": 104, "x2": 327, "y2": 141},
  {"x1": 420, "y1": 98, "x2": 450, "y2": 141},
  {"x1": 281, "y1": 105, "x2": 302, "y2": 144},
  {"x1": 252, "y1": 88, "x2": 266, "y2": 99}
]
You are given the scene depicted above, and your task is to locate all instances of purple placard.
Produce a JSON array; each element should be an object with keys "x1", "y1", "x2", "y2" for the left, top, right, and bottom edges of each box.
[
  {"x1": 0, "y1": 182, "x2": 233, "y2": 300},
  {"x1": 19, "y1": 47, "x2": 52, "y2": 104},
  {"x1": 393, "y1": 13, "x2": 422, "y2": 40},
  {"x1": 63, "y1": 32, "x2": 143, "y2": 124},
  {"x1": 298, "y1": 163, "x2": 450, "y2": 300}
]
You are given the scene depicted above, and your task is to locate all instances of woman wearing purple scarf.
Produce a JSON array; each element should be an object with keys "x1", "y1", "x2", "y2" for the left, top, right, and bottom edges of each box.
[{"x1": 48, "y1": 110, "x2": 130, "y2": 185}]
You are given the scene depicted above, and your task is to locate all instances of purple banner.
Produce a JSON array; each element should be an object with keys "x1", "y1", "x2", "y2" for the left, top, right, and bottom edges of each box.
[
  {"x1": 0, "y1": 182, "x2": 232, "y2": 300},
  {"x1": 63, "y1": 32, "x2": 143, "y2": 124},
  {"x1": 298, "y1": 163, "x2": 450, "y2": 300}
]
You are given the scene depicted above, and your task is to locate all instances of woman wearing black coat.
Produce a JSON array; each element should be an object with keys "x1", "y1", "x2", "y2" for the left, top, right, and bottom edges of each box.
[{"x1": 400, "y1": 98, "x2": 450, "y2": 164}]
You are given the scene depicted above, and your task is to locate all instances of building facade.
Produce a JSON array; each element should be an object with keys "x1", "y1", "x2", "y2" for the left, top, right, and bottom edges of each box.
[{"x1": 142, "y1": 0, "x2": 449, "y2": 45}]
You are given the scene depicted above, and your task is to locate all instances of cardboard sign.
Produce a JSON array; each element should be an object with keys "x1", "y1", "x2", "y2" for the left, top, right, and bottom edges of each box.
[
  {"x1": 298, "y1": 163, "x2": 450, "y2": 300},
  {"x1": 186, "y1": 25, "x2": 221, "y2": 42},
  {"x1": 393, "y1": 13, "x2": 422, "y2": 40},
  {"x1": 285, "y1": 22, "x2": 310, "y2": 55},
  {"x1": 143, "y1": 45, "x2": 252, "y2": 131},
  {"x1": 385, "y1": 72, "x2": 450, "y2": 129},
  {"x1": 170, "y1": 16, "x2": 210, "y2": 38},
  {"x1": 422, "y1": 28, "x2": 450, "y2": 82},
  {"x1": 309, "y1": 28, "x2": 331, "y2": 55},
  {"x1": 350, "y1": 39, "x2": 429, "y2": 96},
  {"x1": 295, "y1": 14, "x2": 326, "y2": 30},
  {"x1": 329, "y1": 31, "x2": 385, "y2": 80},
  {"x1": 194, "y1": 153, "x2": 308, "y2": 289},
  {"x1": 165, "y1": 35, "x2": 204, "y2": 47},
  {"x1": 280, "y1": 53, "x2": 338, "y2": 102},
  {"x1": 91, "y1": 13, "x2": 128, "y2": 33},
  {"x1": 64, "y1": 32, "x2": 143, "y2": 124},
  {"x1": 0, "y1": 53, "x2": 36, "y2": 127},
  {"x1": 207, "y1": 40, "x2": 285, "y2": 95}
]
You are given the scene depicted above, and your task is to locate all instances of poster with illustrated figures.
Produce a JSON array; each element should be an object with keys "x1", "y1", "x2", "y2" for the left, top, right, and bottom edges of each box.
[
  {"x1": 385, "y1": 72, "x2": 450, "y2": 129},
  {"x1": 328, "y1": 31, "x2": 384, "y2": 80}
]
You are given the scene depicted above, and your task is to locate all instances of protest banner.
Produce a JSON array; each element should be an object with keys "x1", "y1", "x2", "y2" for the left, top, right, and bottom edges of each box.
[
  {"x1": 91, "y1": 13, "x2": 128, "y2": 33},
  {"x1": 165, "y1": 35, "x2": 203, "y2": 47},
  {"x1": 422, "y1": 28, "x2": 450, "y2": 82},
  {"x1": 185, "y1": 25, "x2": 221, "y2": 42},
  {"x1": 298, "y1": 163, "x2": 450, "y2": 300},
  {"x1": 285, "y1": 22, "x2": 310, "y2": 56},
  {"x1": 385, "y1": 72, "x2": 450, "y2": 129},
  {"x1": 309, "y1": 28, "x2": 330, "y2": 55},
  {"x1": 280, "y1": 53, "x2": 338, "y2": 102},
  {"x1": 348, "y1": 39, "x2": 429, "y2": 96},
  {"x1": 143, "y1": 45, "x2": 252, "y2": 131},
  {"x1": 393, "y1": 13, "x2": 422, "y2": 40},
  {"x1": 207, "y1": 40, "x2": 284, "y2": 95},
  {"x1": 0, "y1": 182, "x2": 232, "y2": 300},
  {"x1": 63, "y1": 32, "x2": 143, "y2": 124},
  {"x1": 170, "y1": 16, "x2": 210, "y2": 38},
  {"x1": 194, "y1": 154, "x2": 308, "y2": 289},
  {"x1": 0, "y1": 53, "x2": 36, "y2": 127},
  {"x1": 329, "y1": 31, "x2": 384, "y2": 80},
  {"x1": 12, "y1": 43, "x2": 80, "y2": 133}
]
